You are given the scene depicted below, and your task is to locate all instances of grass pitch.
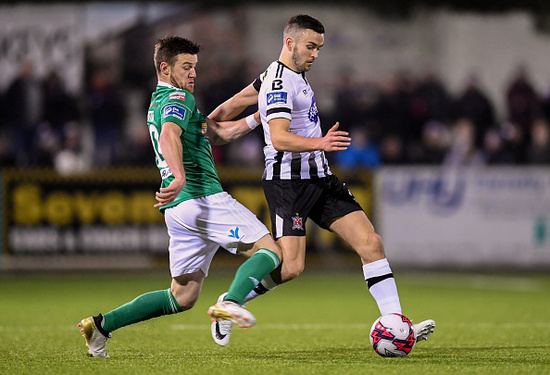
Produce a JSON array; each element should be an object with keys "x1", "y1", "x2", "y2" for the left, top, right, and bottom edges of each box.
[{"x1": 0, "y1": 268, "x2": 549, "y2": 374}]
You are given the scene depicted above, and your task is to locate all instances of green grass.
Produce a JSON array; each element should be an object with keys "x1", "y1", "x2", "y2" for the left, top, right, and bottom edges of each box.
[{"x1": 1, "y1": 269, "x2": 549, "y2": 374}]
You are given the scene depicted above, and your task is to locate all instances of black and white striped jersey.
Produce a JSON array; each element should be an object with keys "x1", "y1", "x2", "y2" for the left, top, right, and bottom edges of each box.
[{"x1": 255, "y1": 60, "x2": 332, "y2": 180}]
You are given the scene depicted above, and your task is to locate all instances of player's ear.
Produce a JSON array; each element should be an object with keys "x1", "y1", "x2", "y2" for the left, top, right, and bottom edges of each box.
[
  {"x1": 160, "y1": 62, "x2": 171, "y2": 76},
  {"x1": 284, "y1": 36, "x2": 294, "y2": 51}
]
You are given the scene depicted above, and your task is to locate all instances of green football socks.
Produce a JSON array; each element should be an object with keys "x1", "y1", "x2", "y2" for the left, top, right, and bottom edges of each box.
[
  {"x1": 225, "y1": 248, "x2": 281, "y2": 305},
  {"x1": 102, "y1": 288, "x2": 182, "y2": 333}
]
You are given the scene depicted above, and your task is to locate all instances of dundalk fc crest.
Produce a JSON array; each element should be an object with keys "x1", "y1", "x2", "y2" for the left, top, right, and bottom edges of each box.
[{"x1": 292, "y1": 213, "x2": 304, "y2": 231}]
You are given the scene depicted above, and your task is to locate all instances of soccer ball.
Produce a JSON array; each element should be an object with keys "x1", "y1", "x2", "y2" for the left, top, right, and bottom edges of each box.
[{"x1": 369, "y1": 313, "x2": 416, "y2": 357}]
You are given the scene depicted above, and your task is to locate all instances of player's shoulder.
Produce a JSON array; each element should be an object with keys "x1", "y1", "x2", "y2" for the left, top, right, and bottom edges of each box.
[{"x1": 260, "y1": 61, "x2": 303, "y2": 92}]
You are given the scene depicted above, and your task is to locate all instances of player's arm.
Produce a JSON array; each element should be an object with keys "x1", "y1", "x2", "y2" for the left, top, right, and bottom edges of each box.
[
  {"x1": 206, "y1": 111, "x2": 261, "y2": 146},
  {"x1": 269, "y1": 119, "x2": 351, "y2": 152},
  {"x1": 208, "y1": 83, "x2": 259, "y2": 122},
  {"x1": 154, "y1": 122, "x2": 186, "y2": 207}
]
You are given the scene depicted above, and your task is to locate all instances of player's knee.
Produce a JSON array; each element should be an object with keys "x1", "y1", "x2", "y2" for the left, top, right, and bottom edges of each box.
[
  {"x1": 281, "y1": 261, "x2": 305, "y2": 281},
  {"x1": 175, "y1": 295, "x2": 199, "y2": 311},
  {"x1": 356, "y1": 232, "x2": 385, "y2": 259}
]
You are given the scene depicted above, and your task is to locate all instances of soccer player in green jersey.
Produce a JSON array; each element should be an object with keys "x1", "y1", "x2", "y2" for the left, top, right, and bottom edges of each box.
[{"x1": 78, "y1": 36, "x2": 282, "y2": 357}]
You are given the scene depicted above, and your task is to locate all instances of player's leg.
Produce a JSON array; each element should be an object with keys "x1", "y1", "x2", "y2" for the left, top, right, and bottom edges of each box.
[
  {"x1": 329, "y1": 210, "x2": 435, "y2": 341},
  {"x1": 78, "y1": 198, "x2": 213, "y2": 357},
  {"x1": 240, "y1": 179, "x2": 319, "y2": 304},
  {"x1": 202, "y1": 192, "x2": 282, "y2": 326},
  {"x1": 328, "y1": 210, "x2": 402, "y2": 315},
  {"x1": 242, "y1": 235, "x2": 306, "y2": 303}
]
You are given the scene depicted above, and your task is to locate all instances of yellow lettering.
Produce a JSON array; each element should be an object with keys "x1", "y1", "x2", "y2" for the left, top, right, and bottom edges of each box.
[
  {"x1": 99, "y1": 191, "x2": 126, "y2": 224},
  {"x1": 129, "y1": 192, "x2": 162, "y2": 224},
  {"x1": 44, "y1": 191, "x2": 73, "y2": 226},
  {"x1": 13, "y1": 184, "x2": 42, "y2": 225},
  {"x1": 73, "y1": 191, "x2": 96, "y2": 224}
]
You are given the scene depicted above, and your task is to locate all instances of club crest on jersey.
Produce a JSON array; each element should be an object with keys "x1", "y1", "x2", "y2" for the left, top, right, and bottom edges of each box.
[
  {"x1": 308, "y1": 96, "x2": 319, "y2": 123},
  {"x1": 163, "y1": 105, "x2": 185, "y2": 120},
  {"x1": 169, "y1": 93, "x2": 186, "y2": 101},
  {"x1": 201, "y1": 122, "x2": 207, "y2": 136},
  {"x1": 292, "y1": 214, "x2": 304, "y2": 231},
  {"x1": 267, "y1": 92, "x2": 288, "y2": 105}
]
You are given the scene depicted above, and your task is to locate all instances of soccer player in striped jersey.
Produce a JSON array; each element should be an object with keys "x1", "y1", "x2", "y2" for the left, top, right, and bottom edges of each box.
[
  {"x1": 77, "y1": 36, "x2": 282, "y2": 356},
  {"x1": 209, "y1": 14, "x2": 435, "y2": 346}
]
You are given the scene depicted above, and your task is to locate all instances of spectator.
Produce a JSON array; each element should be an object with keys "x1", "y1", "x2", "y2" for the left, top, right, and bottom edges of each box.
[
  {"x1": 410, "y1": 69, "x2": 452, "y2": 128},
  {"x1": 87, "y1": 71, "x2": 125, "y2": 167},
  {"x1": 43, "y1": 70, "x2": 81, "y2": 137},
  {"x1": 500, "y1": 121, "x2": 528, "y2": 164},
  {"x1": 506, "y1": 66, "x2": 540, "y2": 137},
  {"x1": 481, "y1": 127, "x2": 516, "y2": 165},
  {"x1": 4, "y1": 60, "x2": 44, "y2": 166},
  {"x1": 452, "y1": 73, "x2": 495, "y2": 148},
  {"x1": 335, "y1": 126, "x2": 381, "y2": 169},
  {"x1": 409, "y1": 120, "x2": 450, "y2": 165},
  {"x1": 380, "y1": 134, "x2": 406, "y2": 165},
  {"x1": 54, "y1": 121, "x2": 91, "y2": 176},
  {"x1": 527, "y1": 118, "x2": 550, "y2": 164},
  {"x1": 373, "y1": 72, "x2": 416, "y2": 145},
  {"x1": 443, "y1": 118, "x2": 485, "y2": 167}
]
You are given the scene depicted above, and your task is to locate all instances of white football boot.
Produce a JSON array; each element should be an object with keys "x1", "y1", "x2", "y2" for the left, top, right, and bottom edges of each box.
[
  {"x1": 208, "y1": 293, "x2": 256, "y2": 330},
  {"x1": 210, "y1": 293, "x2": 233, "y2": 346},
  {"x1": 78, "y1": 316, "x2": 112, "y2": 357},
  {"x1": 412, "y1": 319, "x2": 436, "y2": 342}
]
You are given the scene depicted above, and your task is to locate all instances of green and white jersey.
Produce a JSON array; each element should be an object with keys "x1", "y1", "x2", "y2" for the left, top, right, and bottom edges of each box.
[{"x1": 147, "y1": 81, "x2": 223, "y2": 210}]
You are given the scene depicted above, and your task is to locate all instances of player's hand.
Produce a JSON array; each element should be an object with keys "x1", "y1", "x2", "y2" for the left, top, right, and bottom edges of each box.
[
  {"x1": 253, "y1": 110, "x2": 261, "y2": 125},
  {"x1": 321, "y1": 122, "x2": 351, "y2": 152},
  {"x1": 154, "y1": 177, "x2": 186, "y2": 207}
]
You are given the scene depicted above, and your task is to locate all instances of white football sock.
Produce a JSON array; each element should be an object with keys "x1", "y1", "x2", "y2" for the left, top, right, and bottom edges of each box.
[
  {"x1": 243, "y1": 273, "x2": 279, "y2": 304},
  {"x1": 362, "y1": 258, "x2": 402, "y2": 316}
]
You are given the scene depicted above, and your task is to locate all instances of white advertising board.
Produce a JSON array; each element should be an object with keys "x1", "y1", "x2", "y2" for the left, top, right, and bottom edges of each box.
[{"x1": 375, "y1": 167, "x2": 550, "y2": 270}]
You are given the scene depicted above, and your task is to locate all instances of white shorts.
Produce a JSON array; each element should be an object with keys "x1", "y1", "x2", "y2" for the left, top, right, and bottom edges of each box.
[{"x1": 164, "y1": 191, "x2": 270, "y2": 277}]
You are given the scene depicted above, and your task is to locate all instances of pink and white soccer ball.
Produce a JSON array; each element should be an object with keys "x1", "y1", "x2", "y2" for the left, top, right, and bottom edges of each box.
[{"x1": 369, "y1": 313, "x2": 416, "y2": 357}]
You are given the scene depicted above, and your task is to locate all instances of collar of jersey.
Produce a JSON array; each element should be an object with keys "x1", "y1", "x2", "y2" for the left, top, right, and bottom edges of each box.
[
  {"x1": 277, "y1": 60, "x2": 306, "y2": 77},
  {"x1": 157, "y1": 81, "x2": 177, "y2": 89}
]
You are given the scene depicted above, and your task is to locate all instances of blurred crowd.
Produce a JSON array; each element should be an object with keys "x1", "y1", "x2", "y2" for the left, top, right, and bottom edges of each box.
[
  {"x1": 328, "y1": 66, "x2": 550, "y2": 170},
  {"x1": 1, "y1": 60, "x2": 549, "y2": 175}
]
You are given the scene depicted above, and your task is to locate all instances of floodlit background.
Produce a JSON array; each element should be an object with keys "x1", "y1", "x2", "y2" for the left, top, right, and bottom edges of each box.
[{"x1": 1, "y1": 1, "x2": 550, "y2": 272}]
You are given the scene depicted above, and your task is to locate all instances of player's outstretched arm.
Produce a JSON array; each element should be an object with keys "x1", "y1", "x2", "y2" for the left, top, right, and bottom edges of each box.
[
  {"x1": 154, "y1": 122, "x2": 186, "y2": 208},
  {"x1": 270, "y1": 120, "x2": 351, "y2": 152},
  {"x1": 206, "y1": 112, "x2": 261, "y2": 146},
  {"x1": 209, "y1": 83, "x2": 259, "y2": 122}
]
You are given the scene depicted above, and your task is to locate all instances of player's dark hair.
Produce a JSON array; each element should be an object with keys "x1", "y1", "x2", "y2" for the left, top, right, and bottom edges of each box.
[
  {"x1": 154, "y1": 36, "x2": 201, "y2": 74},
  {"x1": 284, "y1": 14, "x2": 325, "y2": 36}
]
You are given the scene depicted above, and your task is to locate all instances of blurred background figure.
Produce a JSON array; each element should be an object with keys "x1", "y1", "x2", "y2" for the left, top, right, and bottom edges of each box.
[
  {"x1": 379, "y1": 134, "x2": 406, "y2": 165},
  {"x1": 335, "y1": 126, "x2": 381, "y2": 169},
  {"x1": 87, "y1": 71, "x2": 125, "y2": 167},
  {"x1": 527, "y1": 117, "x2": 550, "y2": 164},
  {"x1": 43, "y1": 70, "x2": 81, "y2": 140},
  {"x1": 452, "y1": 73, "x2": 495, "y2": 149},
  {"x1": 481, "y1": 127, "x2": 516, "y2": 165},
  {"x1": 409, "y1": 120, "x2": 451, "y2": 165},
  {"x1": 54, "y1": 121, "x2": 92, "y2": 176},
  {"x1": 443, "y1": 118, "x2": 484, "y2": 167},
  {"x1": 4, "y1": 61, "x2": 44, "y2": 166},
  {"x1": 506, "y1": 65, "x2": 540, "y2": 143}
]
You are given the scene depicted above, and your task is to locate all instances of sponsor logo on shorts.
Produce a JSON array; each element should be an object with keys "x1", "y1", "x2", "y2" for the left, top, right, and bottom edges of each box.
[
  {"x1": 267, "y1": 92, "x2": 287, "y2": 105},
  {"x1": 163, "y1": 105, "x2": 186, "y2": 120},
  {"x1": 229, "y1": 227, "x2": 240, "y2": 239},
  {"x1": 292, "y1": 214, "x2": 304, "y2": 231}
]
